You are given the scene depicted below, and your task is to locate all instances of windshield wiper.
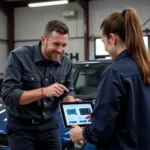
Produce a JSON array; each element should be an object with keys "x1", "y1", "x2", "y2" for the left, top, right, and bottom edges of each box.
[
  {"x1": 82, "y1": 97, "x2": 95, "y2": 100},
  {"x1": 92, "y1": 89, "x2": 97, "y2": 92},
  {"x1": 75, "y1": 95, "x2": 95, "y2": 100}
]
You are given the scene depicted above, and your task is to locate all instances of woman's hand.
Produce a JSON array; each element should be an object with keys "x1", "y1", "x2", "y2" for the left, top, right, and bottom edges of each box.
[{"x1": 70, "y1": 124, "x2": 84, "y2": 142}]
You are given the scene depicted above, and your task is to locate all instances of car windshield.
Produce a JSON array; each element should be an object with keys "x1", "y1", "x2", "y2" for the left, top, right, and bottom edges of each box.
[{"x1": 73, "y1": 63, "x2": 111, "y2": 100}]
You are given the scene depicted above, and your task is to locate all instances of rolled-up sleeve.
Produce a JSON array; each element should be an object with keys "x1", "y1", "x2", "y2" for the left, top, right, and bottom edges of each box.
[
  {"x1": 2, "y1": 52, "x2": 24, "y2": 106},
  {"x1": 83, "y1": 69, "x2": 126, "y2": 145}
]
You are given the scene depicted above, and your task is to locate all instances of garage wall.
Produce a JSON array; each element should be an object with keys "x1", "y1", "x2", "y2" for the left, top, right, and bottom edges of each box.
[
  {"x1": 14, "y1": 0, "x2": 150, "y2": 61},
  {"x1": 0, "y1": 10, "x2": 8, "y2": 73},
  {"x1": 14, "y1": 39, "x2": 84, "y2": 62},
  {"x1": 14, "y1": 2, "x2": 84, "y2": 61},
  {"x1": 89, "y1": 0, "x2": 150, "y2": 57}
]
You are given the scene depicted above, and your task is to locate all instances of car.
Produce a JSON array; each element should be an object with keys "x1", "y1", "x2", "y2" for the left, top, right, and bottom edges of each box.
[
  {"x1": 0, "y1": 59, "x2": 112, "y2": 150},
  {"x1": 71, "y1": 59, "x2": 112, "y2": 149}
]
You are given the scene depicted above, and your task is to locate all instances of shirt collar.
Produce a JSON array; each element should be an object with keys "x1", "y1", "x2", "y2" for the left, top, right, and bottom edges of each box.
[
  {"x1": 34, "y1": 42, "x2": 43, "y2": 63},
  {"x1": 33, "y1": 41, "x2": 62, "y2": 65},
  {"x1": 57, "y1": 59, "x2": 62, "y2": 65},
  {"x1": 114, "y1": 49, "x2": 129, "y2": 62}
]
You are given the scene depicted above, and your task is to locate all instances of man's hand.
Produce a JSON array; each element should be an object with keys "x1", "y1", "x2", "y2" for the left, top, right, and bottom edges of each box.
[
  {"x1": 43, "y1": 83, "x2": 69, "y2": 97},
  {"x1": 70, "y1": 124, "x2": 84, "y2": 142},
  {"x1": 67, "y1": 98, "x2": 82, "y2": 102},
  {"x1": 62, "y1": 95, "x2": 82, "y2": 102},
  {"x1": 73, "y1": 98, "x2": 82, "y2": 102}
]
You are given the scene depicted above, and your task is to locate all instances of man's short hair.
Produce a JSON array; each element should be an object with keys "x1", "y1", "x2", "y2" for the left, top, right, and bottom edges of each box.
[{"x1": 43, "y1": 20, "x2": 69, "y2": 37}]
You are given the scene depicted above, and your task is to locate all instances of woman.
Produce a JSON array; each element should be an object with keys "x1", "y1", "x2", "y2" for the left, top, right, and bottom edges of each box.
[{"x1": 70, "y1": 8, "x2": 150, "y2": 150}]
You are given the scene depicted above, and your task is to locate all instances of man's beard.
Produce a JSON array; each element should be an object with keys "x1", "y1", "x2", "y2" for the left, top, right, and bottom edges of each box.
[{"x1": 45, "y1": 47, "x2": 62, "y2": 62}]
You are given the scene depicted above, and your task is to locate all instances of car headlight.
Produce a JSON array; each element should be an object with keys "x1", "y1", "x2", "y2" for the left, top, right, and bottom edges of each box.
[{"x1": 64, "y1": 140, "x2": 87, "y2": 150}]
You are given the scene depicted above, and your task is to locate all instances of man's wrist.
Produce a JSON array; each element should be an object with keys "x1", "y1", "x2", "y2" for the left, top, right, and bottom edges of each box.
[{"x1": 41, "y1": 87, "x2": 45, "y2": 98}]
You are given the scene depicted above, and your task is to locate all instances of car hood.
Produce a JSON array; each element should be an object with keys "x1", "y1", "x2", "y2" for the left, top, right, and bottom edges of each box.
[
  {"x1": 0, "y1": 98, "x2": 7, "y2": 134},
  {"x1": 0, "y1": 98, "x2": 70, "y2": 148},
  {"x1": 55, "y1": 110, "x2": 71, "y2": 148}
]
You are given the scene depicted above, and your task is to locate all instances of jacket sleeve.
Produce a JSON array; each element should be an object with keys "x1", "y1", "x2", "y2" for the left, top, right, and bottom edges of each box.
[
  {"x1": 2, "y1": 52, "x2": 24, "y2": 106},
  {"x1": 83, "y1": 68, "x2": 126, "y2": 145}
]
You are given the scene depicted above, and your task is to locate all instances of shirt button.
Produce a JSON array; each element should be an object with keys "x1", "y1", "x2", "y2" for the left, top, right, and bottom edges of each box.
[
  {"x1": 44, "y1": 102, "x2": 46, "y2": 105},
  {"x1": 31, "y1": 77, "x2": 34, "y2": 80},
  {"x1": 43, "y1": 112, "x2": 45, "y2": 115},
  {"x1": 45, "y1": 79, "x2": 48, "y2": 81}
]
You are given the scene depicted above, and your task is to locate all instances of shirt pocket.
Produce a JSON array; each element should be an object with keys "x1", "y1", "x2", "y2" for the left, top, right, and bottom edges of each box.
[
  {"x1": 22, "y1": 74, "x2": 41, "y2": 90},
  {"x1": 54, "y1": 75, "x2": 66, "y2": 85}
]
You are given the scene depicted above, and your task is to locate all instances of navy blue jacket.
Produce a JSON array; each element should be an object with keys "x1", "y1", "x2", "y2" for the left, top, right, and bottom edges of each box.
[{"x1": 83, "y1": 50, "x2": 150, "y2": 150}]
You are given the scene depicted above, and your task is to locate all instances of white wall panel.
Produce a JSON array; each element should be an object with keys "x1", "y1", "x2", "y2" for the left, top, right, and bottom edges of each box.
[
  {"x1": 14, "y1": 2, "x2": 84, "y2": 60},
  {"x1": 15, "y1": 2, "x2": 84, "y2": 40},
  {"x1": 15, "y1": 38, "x2": 84, "y2": 61},
  {"x1": 89, "y1": 39, "x2": 95, "y2": 60},
  {"x1": 66, "y1": 39, "x2": 84, "y2": 61},
  {"x1": 15, "y1": 41, "x2": 37, "y2": 48},
  {"x1": 0, "y1": 41, "x2": 8, "y2": 73},
  {"x1": 0, "y1": 10, "x2": 8, "y2": 72},
  {"x1": 89, "y1": 0, "x2": 150, "y2": 37},
  {"x1": 0, "y1": 10, "x2": 7, "y2": 40},
  {"x1": 89, "y1": 0, "x2": 150, "y2": 60},
  {"x1": 14, "y1": 0, "x2": 150, "y2": 61}
]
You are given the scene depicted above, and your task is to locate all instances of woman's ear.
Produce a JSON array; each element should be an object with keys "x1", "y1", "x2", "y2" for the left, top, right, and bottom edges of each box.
[{"x1": 109, "y1": 33, "x2": 116, "y2": 46}]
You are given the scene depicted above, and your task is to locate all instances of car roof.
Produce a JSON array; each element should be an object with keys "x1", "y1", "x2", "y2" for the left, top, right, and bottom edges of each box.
[
  {"x1": 73, "y1": 59, "x2": 112, "y2": 68},
  {"x1": 73, "y1": 59, "x2": 112, "y2": 65}
]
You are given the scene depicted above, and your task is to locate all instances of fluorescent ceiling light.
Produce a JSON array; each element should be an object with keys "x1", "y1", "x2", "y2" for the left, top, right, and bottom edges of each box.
[{"x1": 28, "y1": 0, "x2": 68, "y2": 7}]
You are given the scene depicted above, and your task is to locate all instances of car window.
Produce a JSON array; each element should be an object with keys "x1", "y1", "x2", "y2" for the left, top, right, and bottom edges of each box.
[
  {"x1": 73, "y1": 63, "x2": 110, "y2": 99},
  {"x1": 75, "y1": 69, "x2": 98, "y2": 95}
]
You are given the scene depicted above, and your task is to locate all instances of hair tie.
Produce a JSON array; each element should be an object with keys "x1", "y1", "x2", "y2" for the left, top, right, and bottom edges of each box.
[{"x1": 122, "y1": 9, "x2": 126, "y2": 16}]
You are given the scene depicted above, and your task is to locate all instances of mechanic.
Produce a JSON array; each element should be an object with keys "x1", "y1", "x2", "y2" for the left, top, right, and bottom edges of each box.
[
  {"x1": 2, "y1": 20, "x2": 80, "y2": 150},
  {"x1": 70, "y1": 8, "x2": 150, "y2": 150}
]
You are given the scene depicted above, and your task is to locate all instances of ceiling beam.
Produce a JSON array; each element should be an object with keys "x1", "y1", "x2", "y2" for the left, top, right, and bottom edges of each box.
[
  {"x1": 76, "y1": 0, "x2": 88, "y2": 9},
  {"x1": 6, "y1": 0, "x2": 28, "y2": 8},
  {"x1": 0, "y1": 0, "x2": 8, "y2": 14},
  {"x1": 77, "y1": 0, "x2": 89, "y2": 60}
]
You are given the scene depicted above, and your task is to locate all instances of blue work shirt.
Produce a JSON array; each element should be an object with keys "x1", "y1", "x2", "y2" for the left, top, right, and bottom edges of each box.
[
  {"x1": 83, "y1": 50, "x2": 150, "y2": 150},
  {"x1": 2, "y1": 42, "x2": 74, "y2": 120}
]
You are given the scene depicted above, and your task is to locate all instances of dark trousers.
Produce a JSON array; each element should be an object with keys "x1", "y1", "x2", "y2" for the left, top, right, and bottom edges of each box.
[{"x1": 6, "y1": 116, "x2": 62, "y2": 150}]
